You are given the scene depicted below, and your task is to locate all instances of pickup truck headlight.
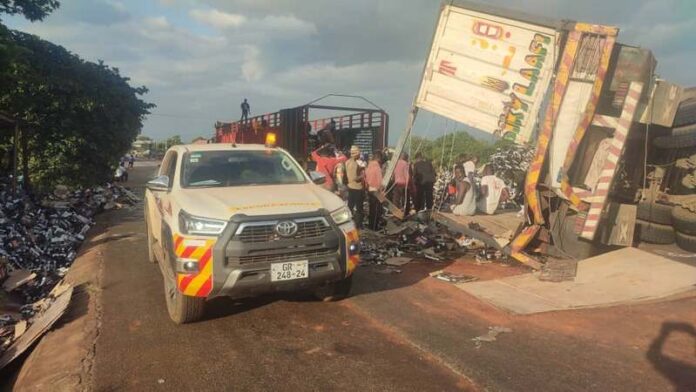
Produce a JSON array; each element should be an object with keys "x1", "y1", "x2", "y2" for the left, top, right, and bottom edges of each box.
[
  {"x1": 330, "y1": 206, "x2": 352, "y2": 225},
  {"x1": 179, "y1": 210, "x2": 227, "y2": 236}
]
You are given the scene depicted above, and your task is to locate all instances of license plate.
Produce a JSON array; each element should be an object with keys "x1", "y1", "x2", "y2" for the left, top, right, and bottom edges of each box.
[{"x1": 270, "y1": 260, "x2": 308, "y2": 282}]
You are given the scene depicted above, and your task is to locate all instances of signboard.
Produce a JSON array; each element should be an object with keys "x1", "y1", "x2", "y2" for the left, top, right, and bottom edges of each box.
[{"x1": 416, "y1": 5, "x2": 559, "y2": 144}]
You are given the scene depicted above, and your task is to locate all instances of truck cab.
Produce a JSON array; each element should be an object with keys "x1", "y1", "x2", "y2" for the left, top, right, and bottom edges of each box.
[{"x1": 144, "y1": 142, "x2": 359, "y2": 323}]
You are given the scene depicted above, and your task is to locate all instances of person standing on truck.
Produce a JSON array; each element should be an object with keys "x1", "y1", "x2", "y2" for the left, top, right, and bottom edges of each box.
[
  {"x1": 345, "y1": 145, "x2": 365, "y2": 229},
  {"x1": 366, "y1": 151, "x2": 384, "y2": 231},
  {"x1": 392, "y1": 152, "x2": 410, "y2": 211},
  {"x1": 413, "y1": 152, "x2": 436, "y2": 211},
  {"x1": 311, "y1": 144, "x2": 347, "y2": 192},
  {"x1": 128, "y1": 154, "x2": 135, "y2": 168},
  {"x1": 240, "y1": 98, "x2": 250, "y2": 121}
]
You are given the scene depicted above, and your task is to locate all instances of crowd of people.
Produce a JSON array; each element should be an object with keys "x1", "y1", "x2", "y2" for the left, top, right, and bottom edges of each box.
[{"x1": 308, "y1": 142, "x2": 511, "y2": 230}]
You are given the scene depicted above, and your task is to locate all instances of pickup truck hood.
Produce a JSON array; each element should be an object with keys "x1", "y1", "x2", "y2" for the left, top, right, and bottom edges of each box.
[{"x1": 175, "y1": 183, "x2": 344, "y2": 220}]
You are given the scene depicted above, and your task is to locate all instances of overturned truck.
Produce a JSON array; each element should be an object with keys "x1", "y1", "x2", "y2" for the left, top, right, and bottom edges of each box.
[{"x1": 390, "y1": 1, "x2": 696, "y2": 268}]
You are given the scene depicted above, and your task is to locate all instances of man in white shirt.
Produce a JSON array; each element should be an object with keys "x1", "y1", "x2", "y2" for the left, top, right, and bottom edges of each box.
[{"x1": 477, "y1": 165, "x2": 508, "y2": 215}]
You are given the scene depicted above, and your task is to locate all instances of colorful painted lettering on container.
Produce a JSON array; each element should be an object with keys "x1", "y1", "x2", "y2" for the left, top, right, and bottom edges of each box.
[
  {"x1": 481, "y1": 76, "x2": 510, "y2": 93},
  {"x1": 496, "y1": 33, "x2": 553, "y2": 140},
  {"x1": 438, "y1": 60, "x2": 457, "y2": 77}
]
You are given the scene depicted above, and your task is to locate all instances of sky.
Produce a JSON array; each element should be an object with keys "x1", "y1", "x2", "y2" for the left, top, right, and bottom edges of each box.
[{"x1": 4, "y1": 0, "x2": 696, "y2": 144}]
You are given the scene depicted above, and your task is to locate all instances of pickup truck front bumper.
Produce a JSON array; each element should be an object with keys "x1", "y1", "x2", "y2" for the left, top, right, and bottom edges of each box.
[{"x1": 173, "y1": 210, "x2": 359, "y2": 299}]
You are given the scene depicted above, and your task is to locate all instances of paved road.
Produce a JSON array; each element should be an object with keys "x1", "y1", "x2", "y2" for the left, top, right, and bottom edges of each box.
[
  {"x1": 92, "y1": 164, "x2": 473, "y2": 391},
  {"x1": 90, "y1": 164, "x2": 696, "y2": 392}
]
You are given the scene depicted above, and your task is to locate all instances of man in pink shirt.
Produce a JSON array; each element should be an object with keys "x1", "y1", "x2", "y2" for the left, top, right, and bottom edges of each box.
[
  {"x1": 311, "y1": 144, "x2": 347, "y2": 191},
  {"x1": 365, "y1": 151, "x2": 384, "y2": 230},
  {"x1": 392, "y1": 152, "x2": 410, "y2": 211}
]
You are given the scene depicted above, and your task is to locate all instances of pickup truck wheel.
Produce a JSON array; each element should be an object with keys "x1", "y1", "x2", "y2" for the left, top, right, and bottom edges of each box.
[
  {"x1": 314, "y1": 275, "x2": 353, "y2": 302},
  {"x1": 635, "y1": 219, "x2": 675, "y2": 244},
  {"x1": 163, "y1": 241, "x2": 205, "y2": 324}
]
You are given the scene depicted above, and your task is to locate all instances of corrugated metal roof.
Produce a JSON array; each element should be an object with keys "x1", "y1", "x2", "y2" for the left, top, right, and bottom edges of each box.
[{"x1": 449, "y1": 0, "x2": 574, "y2": 31}]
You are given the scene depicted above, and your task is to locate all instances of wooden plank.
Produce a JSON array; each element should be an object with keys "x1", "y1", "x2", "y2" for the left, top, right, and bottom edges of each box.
[
  {"x1": 373, "y1": 191, "x2": 405, "y2": 220},
  {"x1": 603, "y1": 203, "x2": 637, "y2": 246}
]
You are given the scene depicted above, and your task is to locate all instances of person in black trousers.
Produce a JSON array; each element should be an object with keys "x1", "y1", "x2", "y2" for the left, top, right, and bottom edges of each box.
[{"x1": 413, "y1": 152, "x2": 436, "y2": 211}]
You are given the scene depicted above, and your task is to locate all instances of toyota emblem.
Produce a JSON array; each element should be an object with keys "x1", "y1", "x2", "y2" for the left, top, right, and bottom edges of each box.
[{"x1": 275, "y1": 221, "x2": 298, "y2": 237}]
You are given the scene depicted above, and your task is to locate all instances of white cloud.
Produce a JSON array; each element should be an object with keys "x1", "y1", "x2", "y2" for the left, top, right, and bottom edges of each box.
[
  {"x1": 189, "y1": 9, "x2": 246, "y2": 28},
  {"x1": 241, "y1": 45, "x2": 264, "y2": 82},
  {"x1": 144, "y1": 16, "x2": 169, "y2": 29},
  {"x1": 258, "y1": 15, "x2": 317, "y2": 35}
]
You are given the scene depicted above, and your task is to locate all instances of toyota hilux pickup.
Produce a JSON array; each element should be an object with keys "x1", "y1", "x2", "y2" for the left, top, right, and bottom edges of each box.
[{"x1": 144, "y1": 141, "x2": 359, "y2": 323}]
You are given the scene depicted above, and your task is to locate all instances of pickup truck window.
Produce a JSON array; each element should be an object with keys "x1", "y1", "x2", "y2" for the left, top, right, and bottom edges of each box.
[{"x1": 181, "y1": 150, "x2": 307, "y2": 188}]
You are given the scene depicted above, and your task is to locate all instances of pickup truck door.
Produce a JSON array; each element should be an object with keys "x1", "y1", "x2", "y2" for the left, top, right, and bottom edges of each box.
[{"x1": 147, "y1": 151, "x2": 178, "y2": 245}]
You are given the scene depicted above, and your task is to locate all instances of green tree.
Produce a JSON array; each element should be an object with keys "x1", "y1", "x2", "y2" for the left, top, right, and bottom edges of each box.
[
  {"x1": 0, "y1": 0, "x2": 59, "y2": 21},
  {"x1": 0, "y1": 30, "x2": 154, "y2": 191},
  {"x1": 166, "y1": 135, "x2": 182, "y2": 149}
]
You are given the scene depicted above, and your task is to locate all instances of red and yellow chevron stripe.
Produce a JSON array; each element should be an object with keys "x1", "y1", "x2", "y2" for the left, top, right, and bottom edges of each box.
[
  {"x1": 526, "y1": 30, "x2": 583, "y2": 224},
  {"x1": 344, "y1": 229, "x2": 360, "y2": 276},
  {"x1": 173, "y1": 234, "x2": 216, "y2": 297},
  {"x1": 558, "y1": 35, "x2": 616, "y2": 209},
  {"x1": 509, "y1": 225, "x2": 543, "y2": 270}
]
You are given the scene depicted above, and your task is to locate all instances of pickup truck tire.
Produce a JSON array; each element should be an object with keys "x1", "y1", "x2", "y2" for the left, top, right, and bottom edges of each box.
[
  {"x1": 314, "y1": 275, "x2": 353, "y2": 302},
  {"x1": 676, "y1": 231, "x2": 696, "y2": 252},
  {"x1": 635, "y1": 219, "x2": 675, "y2": 244},
  {"x1": 672, "y1": 206, "x2": 696, "y2": 235},
  {"x1": 653, "y1": 131, "x2": 696, "y2": 149},
  {"x1": 163, "y1": 237, "x2": 205, "y2": 324},
  {"x1": 637, "y1": 201, "x2": 673, "y2": 225}
]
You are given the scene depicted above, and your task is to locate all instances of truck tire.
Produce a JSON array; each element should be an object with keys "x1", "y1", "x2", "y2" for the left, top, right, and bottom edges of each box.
[
  {"x1": 636, "y1": 201, "x2": 673, "y2": 225},
  {"x1": 653, "y1": 131, "x2": 696, "y2": 149},
  {"x1": 672, "y1": 123, "x2": 696, "y2": 136},
  {"x1": 635, "y1": 219, "x2": 675, "y2": 244},
  {"x1": 673, "y1": 100, "x2": 696, "y2": 128},
  {"x1": 672, "y1": 206, "x2": 696, "y2": 235},
  {"x1": 163, "y1": 237, "x2": 205, "y2": 324},
  {"x1": 314, "y1": 275, "x2": 353, "y2": 302},
  {"x1": 676, "y1": 231, "x2": 696, "y2": 252}
]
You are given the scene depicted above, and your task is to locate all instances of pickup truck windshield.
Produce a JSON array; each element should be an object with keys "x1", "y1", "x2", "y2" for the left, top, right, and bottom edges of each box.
[{"x1": 181, "y1": 150, "x2": 306, "y2": 188}]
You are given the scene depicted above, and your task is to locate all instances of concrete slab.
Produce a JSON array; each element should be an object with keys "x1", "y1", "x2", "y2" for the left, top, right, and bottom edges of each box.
[{"x1": 457, "y1": 247, "x2": 696, "y2": 314}]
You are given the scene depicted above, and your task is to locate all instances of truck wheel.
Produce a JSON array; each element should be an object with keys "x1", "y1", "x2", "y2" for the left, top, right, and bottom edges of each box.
[
  {"x1": 676, "y1": 231, "x2": 696, "y2": 252},
  {"x1": 163, "y1": 239, "x2": 205, "y2": 324},
  {"x1": 672, "y1": 123, "x2": 696, "y2": 136},
  {"x1": 637, "y1": 201, "x2": 673, "y2": 225},
  {"x1": 672, "y1": 206, "x2": 696, "y2": 235},
  {"x1": 635, "y1": 219, "x2": 675, "y2": 244},
  {"x1": 314, "y1": 275, "x2": 353, "y2": 302},
  {"x1": 653, "y1": 131, "x2": 696, "y2": 149}
]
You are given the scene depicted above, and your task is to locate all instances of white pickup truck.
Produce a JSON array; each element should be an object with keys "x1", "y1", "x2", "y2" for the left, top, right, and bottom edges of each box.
[{"x1": 144, "y1": 142, "x2": 359, "y2": 323}]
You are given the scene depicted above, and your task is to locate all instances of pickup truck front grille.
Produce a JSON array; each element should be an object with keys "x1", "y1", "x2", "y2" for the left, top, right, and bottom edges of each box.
[
  {"x1": 234, "y1": 218, "x2": 331, "y2": 243},
  {"x1": 228, "y1": 248, "x2": 337, "y2": 265}
]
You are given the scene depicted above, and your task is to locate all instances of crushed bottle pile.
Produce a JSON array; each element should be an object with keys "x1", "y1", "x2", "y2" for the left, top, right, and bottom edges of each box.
[
  {"x1": 0, "y1": 181, "x2": 138, "y2": 359},
  {"x1": 358, "y1": 212, "x2": 508, "y2": 274}
]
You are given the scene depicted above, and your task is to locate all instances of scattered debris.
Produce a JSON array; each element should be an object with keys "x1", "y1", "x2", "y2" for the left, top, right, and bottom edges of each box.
[
  {"x1": 432, "y1": 271, "x2": 478, "y2": 284},
  {"x1": 2, "y1": 270, "x2": 36, "y2": 292},
  {"x1": 0, "y1": 180, "x2": 138, "y2": 361},
  {"x1": 472, "y1": 326, "x2": 513, "y2": 348},
  {"x1": 385, "y1": 257, "x2": 412, "y2": 266},
  {"x1": 0, "y1": 286, "x2": 73, "y2": 370}
]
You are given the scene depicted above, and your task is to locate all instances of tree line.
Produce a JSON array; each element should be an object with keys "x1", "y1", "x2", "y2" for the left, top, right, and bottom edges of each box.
[
  {"x1": 411, "y1": 131, "x2": 513, "y2": 170},
  {"x1": 0, "y1": 0, "x2": 154, "y2": 192}
]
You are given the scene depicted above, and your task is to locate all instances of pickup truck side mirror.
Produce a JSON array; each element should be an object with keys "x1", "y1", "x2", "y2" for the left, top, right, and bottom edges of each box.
[
  {"x1": 309, "y1": 171, "x2": 326, "y2": 185},
  {"x1": 146, "y1": 175, "x2": 170, "y2": 191}
]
